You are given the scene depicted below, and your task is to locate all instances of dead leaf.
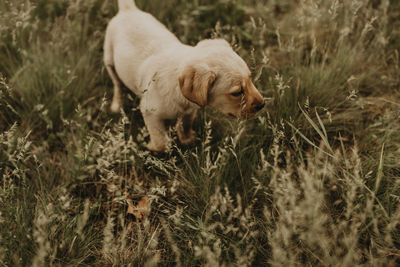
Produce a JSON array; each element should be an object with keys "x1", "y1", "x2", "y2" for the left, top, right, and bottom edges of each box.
[{"x1": 127, "y1": 196, "x2": 149, "y2": 220}]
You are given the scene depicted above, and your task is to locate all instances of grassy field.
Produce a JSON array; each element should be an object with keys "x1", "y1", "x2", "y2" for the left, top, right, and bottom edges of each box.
[{"x1": 1, "y1": 0, "x2": 400, "y2": 266}]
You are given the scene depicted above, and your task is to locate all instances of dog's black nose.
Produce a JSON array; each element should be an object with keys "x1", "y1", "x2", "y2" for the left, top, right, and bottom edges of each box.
[{"x1": 255, "y1": 102, "x2": 265, "y2": 111}]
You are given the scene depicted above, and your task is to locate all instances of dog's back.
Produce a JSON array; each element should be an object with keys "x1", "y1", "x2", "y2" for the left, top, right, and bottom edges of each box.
[
  {"x1": 104, "y1": 0, "x2": 180, "y2": 94},
  {"x1": 115, "y1": 0, "x2": 178, "y2": 47}
]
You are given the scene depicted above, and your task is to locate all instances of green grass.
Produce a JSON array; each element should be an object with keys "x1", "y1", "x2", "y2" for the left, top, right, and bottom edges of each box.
[{"x1": 1, "y1": 0, "x2": 400, "y2": 266}]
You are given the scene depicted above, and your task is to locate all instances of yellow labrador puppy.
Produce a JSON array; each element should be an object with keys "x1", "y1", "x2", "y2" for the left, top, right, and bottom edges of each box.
[{"x1": 104, "y1": 0, "x2": 265, "y2": 152}]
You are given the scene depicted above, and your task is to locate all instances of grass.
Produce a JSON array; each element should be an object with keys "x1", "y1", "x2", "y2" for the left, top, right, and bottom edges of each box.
[{"x1": 1, "y1": 0, "x2": 399, "y2": 266}]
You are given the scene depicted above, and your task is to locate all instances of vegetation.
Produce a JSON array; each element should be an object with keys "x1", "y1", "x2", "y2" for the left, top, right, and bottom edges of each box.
[{"x1": 1, "y1": 0, "x2": 399, "y2": 265}]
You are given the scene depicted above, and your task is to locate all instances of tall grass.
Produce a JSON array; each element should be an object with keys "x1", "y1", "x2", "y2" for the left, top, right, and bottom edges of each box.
[{"x1": 1, "y1": 0, "x2": 399, "y2": 265}]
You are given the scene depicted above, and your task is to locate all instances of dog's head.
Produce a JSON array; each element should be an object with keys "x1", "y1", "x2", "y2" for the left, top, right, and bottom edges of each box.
[{"x1": 179, "y1": 39, "x2": 265, "y2": 119}]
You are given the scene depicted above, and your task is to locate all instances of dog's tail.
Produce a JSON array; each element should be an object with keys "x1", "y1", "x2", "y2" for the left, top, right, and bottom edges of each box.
[{"x1": 118, "y1": 0, "x2": 137, "y2": 11}]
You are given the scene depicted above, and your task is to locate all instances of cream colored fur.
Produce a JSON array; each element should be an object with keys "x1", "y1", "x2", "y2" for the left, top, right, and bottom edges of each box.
[{"x1": 104, "y1": 0, "x2": 265, "y2": 152}]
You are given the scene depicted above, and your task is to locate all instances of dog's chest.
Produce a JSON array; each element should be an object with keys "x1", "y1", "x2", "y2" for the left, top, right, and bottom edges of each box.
[{"x1": 159, "y1": 96, "x2": 196, "y2": 120}]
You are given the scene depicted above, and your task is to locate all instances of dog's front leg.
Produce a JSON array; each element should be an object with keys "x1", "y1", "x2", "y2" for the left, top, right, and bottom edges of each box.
[
  {"x1": 177, "y1": 111, "x2": 196, "y2": 145},
  {"x1": 142, "y1": 112, "x2": 167, "y2": 152}
]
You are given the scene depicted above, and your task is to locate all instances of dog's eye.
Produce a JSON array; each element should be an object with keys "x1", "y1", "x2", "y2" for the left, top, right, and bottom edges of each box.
[
  {"x1": 231, "y1": 88, "x2": 244, "y2": 97},
  {"x1": 210, "y1": 78, "x2": 217, "y2": 88}
]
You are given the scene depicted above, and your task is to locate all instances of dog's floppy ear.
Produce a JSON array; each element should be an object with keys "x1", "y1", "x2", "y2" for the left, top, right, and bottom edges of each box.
[{"x1": 179, "y1": 65, "x2": 216, "y2": 107}]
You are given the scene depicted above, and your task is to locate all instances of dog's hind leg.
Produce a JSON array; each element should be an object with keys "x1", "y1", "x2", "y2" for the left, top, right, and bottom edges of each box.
[
  {"x1": 104, "y1": 34, "x2": 123, "y2": 113},
  {"x1": 106, "y1": 64, "x2": 123, "y2": 113}
]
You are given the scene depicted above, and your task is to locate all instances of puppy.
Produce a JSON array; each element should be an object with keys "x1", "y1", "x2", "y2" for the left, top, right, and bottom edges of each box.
[{"x1": 104, "y1": 0, "x2": 265, "y2": 152}]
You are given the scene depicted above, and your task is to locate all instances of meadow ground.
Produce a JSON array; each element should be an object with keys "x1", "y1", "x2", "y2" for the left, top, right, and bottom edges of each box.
[{"x1": 1, "y1": 0, "x2": 400, "y2": 266}]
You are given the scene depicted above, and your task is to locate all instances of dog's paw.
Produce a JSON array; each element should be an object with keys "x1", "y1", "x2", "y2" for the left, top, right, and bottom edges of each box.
[
  {"x1": 146, "y1": 141, "x2": 167, "y2": 153},
  {"x1": 178, "y1": 129, "x2": 196, "y2": 145}
]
